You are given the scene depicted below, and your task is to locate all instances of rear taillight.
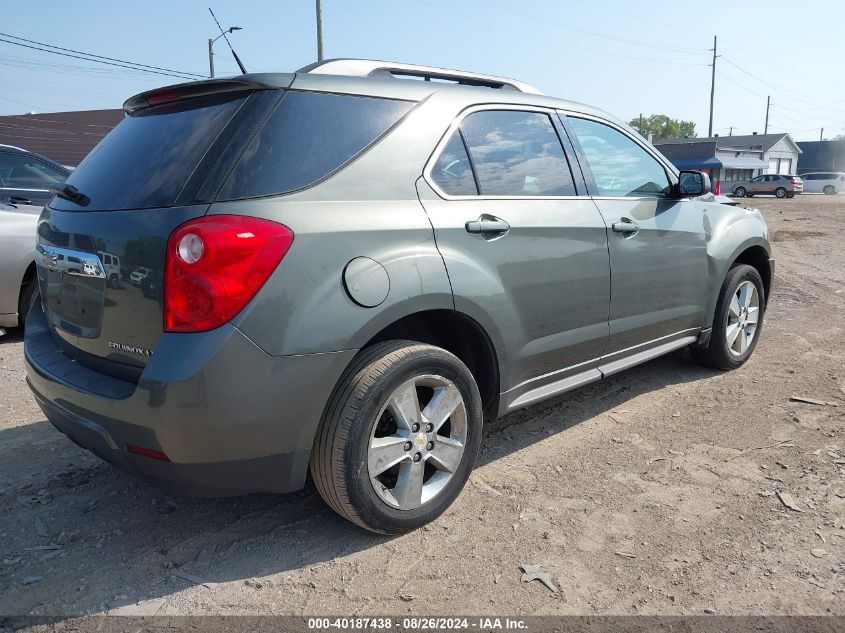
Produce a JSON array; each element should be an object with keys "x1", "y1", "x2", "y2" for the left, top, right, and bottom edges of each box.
[{"x1": 164, "y1": 215, "x2": 294, "y2": 332}]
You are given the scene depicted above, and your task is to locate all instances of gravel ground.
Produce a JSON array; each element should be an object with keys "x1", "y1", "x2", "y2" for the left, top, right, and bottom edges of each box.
[{"x1": 0, "y1": 195, "x2": 842, "y2": 618}]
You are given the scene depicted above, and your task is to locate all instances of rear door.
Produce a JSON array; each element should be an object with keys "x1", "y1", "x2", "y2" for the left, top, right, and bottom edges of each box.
[
  {"x1": 747, "y1": 175, "x2": 767, "y2": 194},
  {"x1": 35, "y1": 88, "x2": 281, "y2": 377},
  {"x1": 0, "y1": 151, "x2": 68, "y2": 206},
  {"x1": 563, "y1": 114, "x2": 707, "y2": 358},
  {"x1": 417, "y1": 106, "x2": 610, "y2": 404}
]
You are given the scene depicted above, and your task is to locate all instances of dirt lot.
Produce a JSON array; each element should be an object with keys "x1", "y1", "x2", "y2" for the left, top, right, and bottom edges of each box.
[{"x1": 0, "y1": 195, "x2": 843, "y2": 618}]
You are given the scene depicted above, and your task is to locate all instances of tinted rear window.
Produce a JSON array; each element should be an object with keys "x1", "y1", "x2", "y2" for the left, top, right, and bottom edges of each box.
[
  {"x1": 51, "y1": 92, "x2": 246, "y2": 211},
  {"x1": 217, "y1": 91, "x2": 414, "y2": 200}
]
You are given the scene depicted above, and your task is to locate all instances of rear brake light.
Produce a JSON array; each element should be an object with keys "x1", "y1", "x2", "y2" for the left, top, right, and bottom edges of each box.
[
  {"x1": 146, "y1": 90, "x2": 183, "y2": 106},
  {"x1": 164, "y1": 215, "x2": 294, "y2": 332}
]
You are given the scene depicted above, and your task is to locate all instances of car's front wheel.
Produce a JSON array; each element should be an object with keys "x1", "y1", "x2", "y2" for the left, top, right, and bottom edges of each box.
[
  {"x1": 691, "y1": 264, "x2": 765, "y2": 370},
  {"x1": 733, "y1": 186, "x2": 747, "y2": 197},
  {"x1": 823, "y1": 185, "x2": 836, "y2": 195},
  {"x1": 311, "y1": 340, "x2": 483, "y2": 534}
]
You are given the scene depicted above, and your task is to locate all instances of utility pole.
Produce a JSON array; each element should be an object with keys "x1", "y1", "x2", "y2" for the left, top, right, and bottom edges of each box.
[
  {"x1": 316, "y1": 0, "x2": 324, "y2": 61},
  {"x1": 638, "y1": 113, "x2": 643, "y2": 135},
  {"x1": 708, "y1": 35, "x2": 717, "y2": 137},
  {"x1": 820, "y1": 128, "x2": 824, "y2": 141},
  {"x1": 729, "y1": 126, "x2": 733, "y2": 136},
  {"x1": 764, "y1": 95, "x2": 770, "y2": 134},
  {"x1": 207, "y1": 22, "x2": 242, "y2": 78}
]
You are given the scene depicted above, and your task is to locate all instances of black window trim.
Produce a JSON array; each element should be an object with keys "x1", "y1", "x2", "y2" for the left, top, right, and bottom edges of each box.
[
  {"x1": 423, "y1": 103, "x2": 582, "y2": 201},
  {"x1": 558, "y1": 111, "x2": 678, "y2": 200}
]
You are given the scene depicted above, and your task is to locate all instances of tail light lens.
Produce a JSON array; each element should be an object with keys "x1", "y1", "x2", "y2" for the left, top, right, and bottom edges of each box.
[{"x1": 164, "y1": 215, "x2": 294, "y2": 332}]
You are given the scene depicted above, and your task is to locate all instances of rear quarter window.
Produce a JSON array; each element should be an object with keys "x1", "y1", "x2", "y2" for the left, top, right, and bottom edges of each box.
[{"x1": 217, "y1": 91, "x2": 414, "y2": 200}]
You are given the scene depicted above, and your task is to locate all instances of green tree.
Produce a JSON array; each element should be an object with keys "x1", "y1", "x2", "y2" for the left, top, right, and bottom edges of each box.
[{"x1": 629, "y1": 114, "x2": 697, "y2": 140}]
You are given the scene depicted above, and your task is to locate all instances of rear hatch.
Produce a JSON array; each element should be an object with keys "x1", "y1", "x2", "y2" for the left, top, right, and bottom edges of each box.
[{"x1": 36, "y1": 79, "x2": 288, "y2": 380}]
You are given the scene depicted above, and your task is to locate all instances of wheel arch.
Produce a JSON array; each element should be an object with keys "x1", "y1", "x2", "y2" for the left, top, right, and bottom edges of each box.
[
  {"x1": 704, "y1": 236, "x2": 773, "y2": 329},
  {"x1": 361, "y1": 309, "x2": 501, "y2": 421}
]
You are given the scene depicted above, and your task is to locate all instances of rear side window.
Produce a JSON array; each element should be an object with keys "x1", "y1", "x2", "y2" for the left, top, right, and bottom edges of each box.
[
  {"x1": 0, "y1": 154, "x2": 66, "y2": 189},
  {"x1": 431, "y1": 132, "x2": 478, "y2": 195},
  {"x1": 218, "y1": 91, "x2": 414, "y2": 200},
  {"x1": 460, "y1": 110, "x2": 575, "y2": 196},
  {"x1": 51, "y1": 92, "x2": 246, "y2": 211}
]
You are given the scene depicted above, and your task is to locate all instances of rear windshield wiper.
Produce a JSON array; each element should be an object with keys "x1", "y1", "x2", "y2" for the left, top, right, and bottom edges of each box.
[{"x1": 49, "y1": 183, "x2": 90, "y2": 207}]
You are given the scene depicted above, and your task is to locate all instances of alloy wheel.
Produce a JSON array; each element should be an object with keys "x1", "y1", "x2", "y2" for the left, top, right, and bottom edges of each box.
[
  {"x1": 368, "y1": 375, "x2": 467, "y2": 510},
  {"x1": 726, "y1": 280, "x2": 760, "y2": 356}
]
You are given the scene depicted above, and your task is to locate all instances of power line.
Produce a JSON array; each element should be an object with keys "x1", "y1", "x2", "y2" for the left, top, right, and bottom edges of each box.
[
  {"x1": 721, "y1": 56, "x2": 845, "y2": 111},
  {"x1": 0, "y1": 32, "x2": 205, "y2": 79},
  {"x1": 0, "y1": 35, "x2": 200, "y2": 80}
]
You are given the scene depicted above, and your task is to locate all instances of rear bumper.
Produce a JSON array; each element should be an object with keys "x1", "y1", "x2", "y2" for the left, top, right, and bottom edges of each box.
[{"x1": 25, "y1": 302, "x2": 356, "y2": 496}]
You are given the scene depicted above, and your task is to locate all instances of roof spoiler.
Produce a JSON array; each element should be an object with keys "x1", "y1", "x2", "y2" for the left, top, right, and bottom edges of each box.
[
  {"x1": 123, "y1": 74, "x2": 294, "y2": 113},
  {"x1": 298, "y1": 59, "x2": 543, "y2": 95}
]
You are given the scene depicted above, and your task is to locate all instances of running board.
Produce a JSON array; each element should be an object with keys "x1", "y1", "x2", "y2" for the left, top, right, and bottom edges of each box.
[
  {"x1": 504, "y1": 334, "x2": 697, "y2": 413},
  {"x1": 598, "y1": 335, "x2": 697, "y2": 377},
  {"x1": 506, "y1": 369, "x2": 602, "y2": 412}
]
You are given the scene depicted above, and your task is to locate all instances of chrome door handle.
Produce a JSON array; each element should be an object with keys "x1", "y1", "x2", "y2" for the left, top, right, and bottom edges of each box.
[
  {"x1": 465, "y1": 215, "x2": 510, "y2": 235},
  {"x1": 612, "y1": 220, "x2": 639, "y2": 234}
]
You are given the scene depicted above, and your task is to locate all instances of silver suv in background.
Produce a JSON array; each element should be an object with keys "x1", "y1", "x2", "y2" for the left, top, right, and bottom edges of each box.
[
  {"x1": 799, "y1": 172, "x2": 844, "y2": 195},
  {"x1": 25, "y1": 60, "x2": 774, "y2": 534},
  {"x1": 0, "y1": 144, "x2": 70, "y2": 206},
  {"x1": 732, "y1": 173, "x2": 803, "y2": 198},
  {"x1": 0, "y1": 201, "x2": 41, "y2": 331}
]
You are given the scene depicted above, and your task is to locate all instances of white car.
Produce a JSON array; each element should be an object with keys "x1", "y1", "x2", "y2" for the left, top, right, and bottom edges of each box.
[
  {"x1": 800, "y1": 172, "x2": 845, "y2": 195},
  {"x1": 98, "y1": 251, "x2": 121, "y2": 288},
  {"x1": 129, "y1": 267, "x2": 151, "y2": 286},
  {"x1": 0, "y1": 201, "x2": 41, "y2": 331}
]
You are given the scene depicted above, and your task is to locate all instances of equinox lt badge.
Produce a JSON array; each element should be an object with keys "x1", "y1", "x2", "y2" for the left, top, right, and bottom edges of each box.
[{"x1": 108, "y1": 341, "x2": 153, "y2": 357}]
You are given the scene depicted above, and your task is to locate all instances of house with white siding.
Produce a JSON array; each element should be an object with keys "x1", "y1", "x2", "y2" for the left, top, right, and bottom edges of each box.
[{"x1": 654, "y1": 133, "x2": 802, "y2": 191}]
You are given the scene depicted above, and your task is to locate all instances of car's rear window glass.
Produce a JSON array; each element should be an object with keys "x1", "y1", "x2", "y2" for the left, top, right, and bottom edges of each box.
[
  {"x1": 50, "y1": 92, "x2": 247, "y2": 212},
  {"x1": 217, "y1": 91, "x2": 414, "y2": 200}
]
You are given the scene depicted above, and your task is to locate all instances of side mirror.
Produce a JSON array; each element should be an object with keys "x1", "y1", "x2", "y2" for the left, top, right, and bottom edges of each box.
[{"x1": 676, "y1": 170, "x2": 711, "y2": 198}]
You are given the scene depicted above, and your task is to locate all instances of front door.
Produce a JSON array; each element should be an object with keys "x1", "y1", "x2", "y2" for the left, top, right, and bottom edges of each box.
[
  {"x1": 564, "y1": 115, "x2": 708, "y2": 358},
  {"x1": 417, "y1": 107, "x2": 611, "y2": 404}
]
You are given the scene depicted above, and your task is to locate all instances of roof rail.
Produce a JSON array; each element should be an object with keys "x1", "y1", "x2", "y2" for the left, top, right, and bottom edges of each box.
[
  {"x1": 297, "y1": 59, "x2": 542, "y2": 95},
  {"x1": 0, "y1": 143, "x2": 28, "y2": 152}
]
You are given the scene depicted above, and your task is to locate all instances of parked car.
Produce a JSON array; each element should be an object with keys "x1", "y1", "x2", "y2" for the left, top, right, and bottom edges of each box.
[
  {"x1": 25, "y1": 60, "x2": 774, "y2": 534},
  {"x1": 799, "y1": 172, "x2": 845, "y2": 195},
  {"x1": 129, "y1": 266, "x2": 151, "y2": 286},
  {"x1": 732, "y1": 174, "x2": 802, "y2": 198},
  {"x1": 0, "y1": 144, "x2": 70, "y2": 206},
  {"x1": 0, "y1": 201, "x2": 41, "y2": 331},
  {"x1": 98, "y1": 251, "x2": 122, "y2": 288}
]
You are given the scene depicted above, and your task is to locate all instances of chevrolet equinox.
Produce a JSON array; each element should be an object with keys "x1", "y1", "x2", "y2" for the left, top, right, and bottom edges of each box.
[{"x1": 25, "y1": 60, "x2": 774, "y2": 534}]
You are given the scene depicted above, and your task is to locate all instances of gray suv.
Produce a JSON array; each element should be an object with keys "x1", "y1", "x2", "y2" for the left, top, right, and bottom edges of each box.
[{"x1": 25, "y1": 60, "x2": 774, "y2": 534}]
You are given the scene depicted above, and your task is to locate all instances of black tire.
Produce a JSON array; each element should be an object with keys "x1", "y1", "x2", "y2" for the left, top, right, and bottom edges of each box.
[
  {"x1": 786, "y1": 193, "x2": 794, "y2": 198},
  {"x1": 691, "y1": 264, "x2": 765, "y2": 370},
  {"x1": 823, "y1": 185, "x2": 835, "y2": 195},
  {"x1": 733, "y1": 186, "x2": 747, "y2": 198},
  {"x1": 18, "y1": 277, "x2": 39, "y2": 329},
  {"x1": 311, "y1": 340, "x2": 483, "y2": 534},
  {"x1": 775, "y1": 187, "x2": 787, "y2": 198},
  {"x1": 108, "y1": 273, "x2": 120, "y2": 289}
]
